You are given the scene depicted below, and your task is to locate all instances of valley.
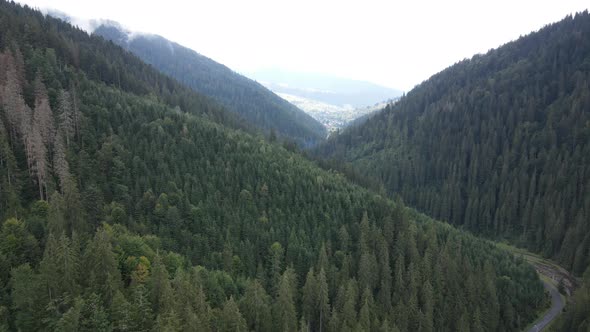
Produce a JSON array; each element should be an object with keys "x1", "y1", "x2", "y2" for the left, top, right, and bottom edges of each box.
[
  {"x1": 275, "y1": 92, "x2": 393, "y2": 132},
  {"x1": 0, "y1": 1, "x2": 588, "y2": 331},
  {"x1": 499, "y1": 244, "x2": 574, "y2": 331}
]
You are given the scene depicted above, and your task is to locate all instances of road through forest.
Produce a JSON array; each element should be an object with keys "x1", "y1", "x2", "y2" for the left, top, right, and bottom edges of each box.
[{"x1": 527, "y1": 279, "x2": 565, "y2": 332}]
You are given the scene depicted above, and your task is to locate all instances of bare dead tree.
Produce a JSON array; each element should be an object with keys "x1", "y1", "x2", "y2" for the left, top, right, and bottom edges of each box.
[
  {"x1": 1, "y1": 54, "x2": 27, "y2": 145},
  {"x1": 11, "y1": 45, "x2": 26, "y2": 88},
  {"x1": 30, "y1": 115, "x2": 48, "y2": 200},
  {"x1": 33, "y1": 75, "x2": 56, "y2": 148}
]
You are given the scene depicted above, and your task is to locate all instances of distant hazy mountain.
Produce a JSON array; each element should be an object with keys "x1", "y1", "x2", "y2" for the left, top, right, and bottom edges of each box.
[
  {"x1": 278, "y1": 93, "x2": 397, "y2": 133},
  {"x1": 344, "y1": 98, "x2": 399, "y2": 130},
  {"x1": 91, "y1": 22, "x2": 327, "y2": 146},
  {"x1": 248, "y1": 69, "x2": 402, "y2": 108}
]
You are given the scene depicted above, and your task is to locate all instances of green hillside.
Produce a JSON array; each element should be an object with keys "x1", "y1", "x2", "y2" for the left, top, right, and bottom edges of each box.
[
  {"x1": 0, "y1": 1, "x2": 545, "y2": 331},
  {"x1": 93, "y1": 23, "x2": 327, "y2": 147},
  {"x1": 317, "y1": 11, "x2": 590, "y2": 276}
]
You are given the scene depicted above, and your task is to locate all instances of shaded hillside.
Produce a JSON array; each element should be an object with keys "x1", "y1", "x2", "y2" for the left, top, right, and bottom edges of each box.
[
  {"x1": 93, "y1": 23, "x2": 327, "y2": 146},
  {"x1": 0, "y1": 1, "x2": 544, "y2": 331},
  {"x1": 317, "y1": 11, "x2": 590, "y2": 274}
]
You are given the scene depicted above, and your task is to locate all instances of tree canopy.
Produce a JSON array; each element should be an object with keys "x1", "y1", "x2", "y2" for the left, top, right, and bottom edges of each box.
[{"x1": 0, "y1": 1, "x2": 549, "y2": 331}]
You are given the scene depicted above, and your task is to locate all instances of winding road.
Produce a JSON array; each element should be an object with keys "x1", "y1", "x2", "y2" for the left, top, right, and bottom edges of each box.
[{"x1": 527, "y1": 279, "x2": 565, "y2": 332}]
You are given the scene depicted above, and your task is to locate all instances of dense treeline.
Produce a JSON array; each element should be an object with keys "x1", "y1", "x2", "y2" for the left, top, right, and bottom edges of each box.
[
  {"x1": 0, "y1": 1, "x2": 545, "y2": 331},
  {"x1": 317, "y1": 11, "x2": 590, "y2": 275},
  {"x1": 553, "y1": 266, "x2": 590, "y2": 330},
  {"x1": 93, "y1": 24, "x2": 327, "y2": 147},
  {"x1": 0, "y1": 53, "x2": 544, "y2": 331}
]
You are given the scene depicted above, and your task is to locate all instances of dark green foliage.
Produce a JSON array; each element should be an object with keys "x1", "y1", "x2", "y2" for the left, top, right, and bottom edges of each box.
[
  {"x1": 0, "y1": 1, "x2": 547, "y2": 331},
  {"x1": 239, "y1": 279, "x2": 272, "y2": 332},
  {"x1": 93, "y1": 24, "x2": 327, "y2": 147},
  {"x1": 0, "y1": 218, "x2": 39, "y2": 268},
  {"x1": 553, "y1": 266, "x2": 590, "y2": 331},
  {"x1": 317, "y1": 11, "x2": 590, "y2": 274},
  {"x1": 216, "y1": 296, "x2": 247, "y2": 332}
]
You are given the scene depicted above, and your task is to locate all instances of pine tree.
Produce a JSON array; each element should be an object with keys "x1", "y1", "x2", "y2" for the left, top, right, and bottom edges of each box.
[
  {"x1": 154, "y1": 309, "x2": 182, "y2": 332},
  {"x1": 377, "y1": 237, "x2": 392, "y2": 313},
  {"x1": 269, "y1": 242, "x2": 284, "y2": 296},
  {"x1": 239, "y1": 279, "x2": 271, "y2": 332},
  {"x1": 219, "y1": 296, "x2": 247, "y2": 332},
  {"x1": 54, "y1": 297, "x2": 83, "y2": 332},
  {"x1": 129, "y1": 284, "x2": 154, "y2": 332},
  {"x1": 302, "y1": 267, "x2": 318, "y2": 329},
  {"x1": 39, "y1": 233, "x2": 61, "y2": 302},
  {"x1": 11, "y1": 264, "x2": 44, "y2": 331},
  {"x1": 420, "y1": 280, "x2": 434, "y2": 332},
  {"x1": 273, "y1": 268, "x2": 298, "y2": 332},
  {"x1": 57, "y1": 90, "x2": 74, "y2": 148},
  {"x1": 83, "y1": 228, "x2": 122, "y2": 303},
  {"x1": 62, "y1": 180, "x2": 86, "y2": 235},
  {"x1": 149, "y1": 253, "x2": 174, "y2": 315},
  {"x1": 40, "y1": 233, "x2": 80, "y2": 300},
  {"x1": 110, "y1": 291, "x2": 132, "y2": 332},
  {"x1": 53, "y1": 132, "x2": 70, "y2": 192},
  {"x1": 317, "y1": 242, "x2": 329, "y2": 272},
  {"x1": 341, "y1": 279, "x2": 358, "y2": 331},
  {"x1": 172, "y1": 268, "x2": 211, "y2": 330},
  {"x1": 317, "y1": 268, "x2": 330, "y2": 332},
  {"x1": 79, "y1": 293, "x2": 111, "y2": 331},
  {"x1": 0, "y1": 218, "x2": 39, "y2": 268},
  {"x1": 47, "y1": 192, "x2": 66, "y2": 235}
]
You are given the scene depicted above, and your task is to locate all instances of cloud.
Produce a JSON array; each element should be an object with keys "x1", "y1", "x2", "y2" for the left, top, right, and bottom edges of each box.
[{"x1": 16, "y1": 0, "x2": 590, "y2": 91}]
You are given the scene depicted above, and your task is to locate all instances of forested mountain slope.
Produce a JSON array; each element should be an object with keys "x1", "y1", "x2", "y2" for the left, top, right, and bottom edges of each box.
[
  {"x1": 316, "y1": 11, "x2": 590, "y2": 275},
  {"x1": 0, "y1": 4, "x2": 246, "y2": 131},
  {"x1": 554, "y1": 266, "x2": 590, "y2": 330},
  {"x1": 0, "y1": 1, "x2": 544, "y2": 331},
  {"x1": 93, "y1": 23, "x2": 327, "y2": 147}
]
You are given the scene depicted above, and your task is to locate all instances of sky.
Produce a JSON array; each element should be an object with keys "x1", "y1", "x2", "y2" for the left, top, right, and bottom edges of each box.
[{"x1": 15, "y1": 0, "x2": 590, "y2": 91}]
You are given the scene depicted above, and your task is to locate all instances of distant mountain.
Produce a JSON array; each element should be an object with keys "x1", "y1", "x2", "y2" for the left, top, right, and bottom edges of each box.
[
  {"x1": 275, "y1": 92, "x2": 353, "y2": 131},
  {"x1": 344, "y1": 99, "x2": 399, "y2": 130},
  {"x1": 279, "y1": 92, "x2": 397, "y2": 133},
  {"x1": 92, "y1": 22, "x2": 327, "y2": 146},
  {"x1": 248, "y1": 69, "x2": 402, "y2": 108}
]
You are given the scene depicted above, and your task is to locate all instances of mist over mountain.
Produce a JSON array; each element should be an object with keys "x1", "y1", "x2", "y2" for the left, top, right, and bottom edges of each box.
[
  {"x1": 90, "y1": 21, "x2": 327, "y2": 146},
  {"x1": 249, "y1": 68, "x2": 402, "y2": 108}
]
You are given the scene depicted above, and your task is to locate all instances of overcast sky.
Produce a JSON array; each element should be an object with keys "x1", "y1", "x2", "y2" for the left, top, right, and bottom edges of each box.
[{"x1": 15, "y1": 0, "x2": 590, "y2": 91}]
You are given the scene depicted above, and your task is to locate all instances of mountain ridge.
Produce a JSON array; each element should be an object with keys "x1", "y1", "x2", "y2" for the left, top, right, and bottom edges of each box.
[
  {"x1": 249, "y1": 68, "x2": 402, "y2": 108},
  {"x1": 317, "y1": 11, "x2": 590, "y2": 275},
  {"x1": 92, "y1": 21, "x2": 328, "y2": 146}
]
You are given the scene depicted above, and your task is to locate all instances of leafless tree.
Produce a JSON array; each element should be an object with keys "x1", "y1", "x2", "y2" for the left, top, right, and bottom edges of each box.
[
  {"x1": 33, "y1": 75, "x2": 56, "y2": 147},
  {"x1": 29, "y1": 114, "x2": 48, "y2": 200},
  {"x1": 1, "y1": 54, "x2": 28, "y2": 145}
]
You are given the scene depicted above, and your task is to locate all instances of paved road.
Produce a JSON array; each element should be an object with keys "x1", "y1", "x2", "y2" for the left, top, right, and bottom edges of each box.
[{"x1": 528, "y1": 279, "x2": 564, "y2": 332}]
